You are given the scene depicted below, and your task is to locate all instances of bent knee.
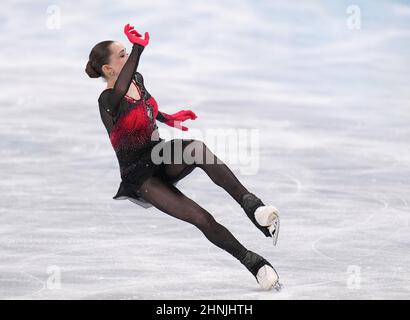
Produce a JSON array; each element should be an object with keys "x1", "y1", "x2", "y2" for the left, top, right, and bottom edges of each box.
[{"x1": 193, "y1": 211, "x2": 217, "y2": 230}]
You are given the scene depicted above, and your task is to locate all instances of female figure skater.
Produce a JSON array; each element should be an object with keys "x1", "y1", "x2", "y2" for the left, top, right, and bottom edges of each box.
[{"x1": 85, "y1": 23, "x2": 281, "y2": 290}]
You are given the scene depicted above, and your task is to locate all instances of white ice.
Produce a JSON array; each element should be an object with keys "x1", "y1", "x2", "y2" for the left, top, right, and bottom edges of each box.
[{"x1": 0, "y1": 0, "x2": 409, "y2": 299}]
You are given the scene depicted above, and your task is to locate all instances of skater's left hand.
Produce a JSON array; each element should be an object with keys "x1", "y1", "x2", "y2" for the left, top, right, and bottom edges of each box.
[{"x1": 124, "y1": 23, "x2": 150, "y2": 47}]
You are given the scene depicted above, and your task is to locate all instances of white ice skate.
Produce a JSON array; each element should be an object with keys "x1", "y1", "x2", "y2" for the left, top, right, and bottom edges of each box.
[
  {"x1": 256, "y1": 264, "x2": 282, "y2": 291},
  {"x1": 254, "y1": 205, "x2": 280, "y2": 246}
]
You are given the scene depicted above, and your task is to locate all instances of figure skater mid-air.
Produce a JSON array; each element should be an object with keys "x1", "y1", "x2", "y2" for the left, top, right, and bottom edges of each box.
[{"x1": 85, "y1": 23, "x2": 281, "y2": 290}]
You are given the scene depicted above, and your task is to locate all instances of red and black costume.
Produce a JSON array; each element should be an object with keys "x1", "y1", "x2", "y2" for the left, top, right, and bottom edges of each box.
[
  {"x1": 94, "y1": 25, "x2": 280, "y2": 288},
  {"x1": 98, "y1": 43, "x2": 177, "y2": 207}
]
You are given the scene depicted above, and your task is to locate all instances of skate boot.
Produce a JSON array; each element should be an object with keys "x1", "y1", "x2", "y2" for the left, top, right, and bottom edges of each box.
[
  {"x1": 240, "y1": 250, "x2": 282, "y2": 291},
  {"x1": 240, "y1": 193, "x2": 280, "y2": 245}
]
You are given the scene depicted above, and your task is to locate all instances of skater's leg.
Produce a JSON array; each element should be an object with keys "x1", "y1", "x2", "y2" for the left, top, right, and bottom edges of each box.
[
  {"x1": 161, "y1": 139, "x2": 250, "y2": 204},
  {"x1": 138, "y1": 176, "x2": 248, "y2": 261},
  {"x1": 138, "y1": 176, "x2": 280, "y2": 290},
  {"x1": 188, "y1": 141, "x2": 279, "y2": 240},
  {"x1": 189, "y1": 140, "x2": 250, "y2": 204},
  {"x1": 159, "y1": 139, "x2": 197, "y2": 184},
  {"x1": 159, "y1": 139, "x2": 278, "y2": 239}
]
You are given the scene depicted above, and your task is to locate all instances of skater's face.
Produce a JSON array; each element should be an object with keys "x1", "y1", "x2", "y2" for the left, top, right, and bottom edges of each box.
[{"x1": 102, "y1": 42, "x2": 129, "y2": 79}]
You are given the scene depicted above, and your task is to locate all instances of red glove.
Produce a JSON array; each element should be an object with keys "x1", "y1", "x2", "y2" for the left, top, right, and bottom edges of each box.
[
  {"x1": 161, "y1": 110, "x2": 197, "y2": 131},
  {"x1": 124, "y1": 23, "x2": 150, "y2": 47}
]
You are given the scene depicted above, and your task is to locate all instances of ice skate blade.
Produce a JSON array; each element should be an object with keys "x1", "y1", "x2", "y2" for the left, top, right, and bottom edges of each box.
[
  {"x1": 273, "y1": 281, "x2": 283, "y2": 292},
  {"x1": 254, "y1": 205, "x2": 280, "y2": 227},
  {"x1": 268, "y1": 217, "x2": 280, "y2": 246}
]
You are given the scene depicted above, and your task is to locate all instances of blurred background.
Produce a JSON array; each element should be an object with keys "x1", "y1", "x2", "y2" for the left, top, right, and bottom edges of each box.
[{"x1": 0, "y1": 0, "x2": 409, "y2": 299}]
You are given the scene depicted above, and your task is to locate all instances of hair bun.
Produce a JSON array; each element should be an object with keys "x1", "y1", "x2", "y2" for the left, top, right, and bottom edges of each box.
[{"x1": 85, "y1": 60, "x2": 101, "y2": 78}]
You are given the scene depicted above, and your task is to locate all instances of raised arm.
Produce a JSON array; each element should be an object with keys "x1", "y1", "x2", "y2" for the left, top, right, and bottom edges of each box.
[
  {"x1": 108, "y1": 43, "x2": 145, "y2": 109},
  {"x1": 107, "y1": 23, "x2": 150, "y2": 115},
  {"x1": 106, "y1": 44, "x2": 144, "y2": 114}
]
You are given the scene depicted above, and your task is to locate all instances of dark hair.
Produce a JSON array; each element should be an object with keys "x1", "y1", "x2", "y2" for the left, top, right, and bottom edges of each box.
[{"x1": 85, "y1": 40, "x2": 114, "y2": 79}]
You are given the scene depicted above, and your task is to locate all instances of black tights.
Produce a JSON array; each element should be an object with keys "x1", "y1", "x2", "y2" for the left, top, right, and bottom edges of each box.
[{"x1": 138, "y1": 139, "x2": 251, "y2": 261}]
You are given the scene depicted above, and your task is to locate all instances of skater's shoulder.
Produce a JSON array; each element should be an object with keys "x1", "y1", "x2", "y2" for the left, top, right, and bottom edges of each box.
[
  {"x1": 134, "y1": 71, "x2": 144, "y2": 83},
  {"x1": 98, "y1": 88, "x2": 114, "y2": 103}
]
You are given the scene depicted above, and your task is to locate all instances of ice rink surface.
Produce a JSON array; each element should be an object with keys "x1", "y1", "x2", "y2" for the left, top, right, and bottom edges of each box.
[{"x1": 1, "y1": 0, "x2": 409, "y2": 299}]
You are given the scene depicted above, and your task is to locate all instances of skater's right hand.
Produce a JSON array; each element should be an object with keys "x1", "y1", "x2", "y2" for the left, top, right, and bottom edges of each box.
[
  {"x1": 124, "y1": 23, "x2": 150, "y2": 47},
  {"x1": 161, "y1": 109, "x2": 197, "y2": 131}
]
